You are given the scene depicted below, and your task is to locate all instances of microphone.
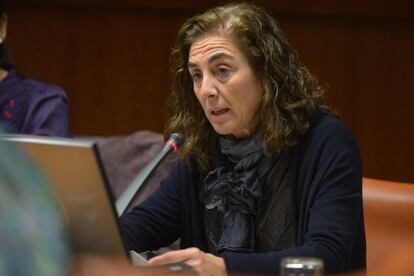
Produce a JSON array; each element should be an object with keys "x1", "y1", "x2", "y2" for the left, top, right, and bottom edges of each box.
[{"x1": 116, "y1": 133, "x2": 184, "y2": 217}]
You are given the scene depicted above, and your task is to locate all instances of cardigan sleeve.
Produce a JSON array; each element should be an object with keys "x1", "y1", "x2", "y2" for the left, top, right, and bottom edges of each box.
[
  {"x1": 222, "y1": 116, "x2": 365, "y2": 274},
  {"x1": 119, "y1": 161, "x2": 185, "y2": 252}
]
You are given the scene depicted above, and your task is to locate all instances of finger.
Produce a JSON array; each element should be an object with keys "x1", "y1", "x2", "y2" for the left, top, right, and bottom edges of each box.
[
  {"x1": 185, "y1": 257, "x2": 202, "y2": 269},
  {"x1": 202, "y1": 253, "x2": 227, "y2": 276},
  {"x1": 148, "y1": 248, "x2": 201, "y2": 266},
  {"x1": 185, "y1": 253, "x2": 215, "y2": 274}
]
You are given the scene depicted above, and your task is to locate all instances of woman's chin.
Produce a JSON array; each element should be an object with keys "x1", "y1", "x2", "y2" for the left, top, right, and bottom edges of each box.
[{"x1": 213, "y1": 129, "x2": 231, "y2": 136}]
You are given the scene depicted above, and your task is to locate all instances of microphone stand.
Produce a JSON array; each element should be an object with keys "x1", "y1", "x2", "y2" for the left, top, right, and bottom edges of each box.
[{"x1": 115, "y1": 133, "x2": 183, "y2": 217}]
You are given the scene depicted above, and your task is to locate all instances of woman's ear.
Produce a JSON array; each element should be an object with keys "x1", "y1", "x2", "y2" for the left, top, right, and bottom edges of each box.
[{"x1": 0, "y1": 14, "x2": 8, "y2": 43}]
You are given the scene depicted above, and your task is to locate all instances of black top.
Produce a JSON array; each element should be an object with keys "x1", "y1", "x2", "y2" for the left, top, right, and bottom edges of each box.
[{"x1": 120, "y1": 109, "x2": 366, "y2": 274}]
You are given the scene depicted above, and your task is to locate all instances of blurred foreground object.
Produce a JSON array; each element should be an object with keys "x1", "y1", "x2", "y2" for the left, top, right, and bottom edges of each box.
[
  {"x1": 0, "y1": 133, "x2": 69, "y2": 275},
  {"x1": 280, "y1": 257, "x2": 324, "y2": 276}
]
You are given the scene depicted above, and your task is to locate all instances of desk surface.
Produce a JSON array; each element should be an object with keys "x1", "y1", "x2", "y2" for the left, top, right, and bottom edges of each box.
[
  {"x1": 71, "y1": 254, "x2": 195, "y2": 276},
  {"x1": 72, "y1": 251, "x2": 414, "y2": 276}
]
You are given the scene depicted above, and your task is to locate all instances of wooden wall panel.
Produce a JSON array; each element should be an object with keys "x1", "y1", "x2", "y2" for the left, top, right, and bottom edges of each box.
[
  {"x1": 8, "y1": 0, "x2": 414, "y2": 19},
  {"x1": 6, "y1": 6, "x2": 187, "y2": 134},
  {"x1": 4, "y1": 1, "x2": 414, "y2": 182},
  {"x1": 278, "y1": 16, "x2": 414, "y2": 183}
]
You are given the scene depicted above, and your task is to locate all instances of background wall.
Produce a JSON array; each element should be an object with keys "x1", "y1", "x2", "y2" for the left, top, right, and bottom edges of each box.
[{"x1": 5, "y1": 0, "x2": 414, "y2": 182}]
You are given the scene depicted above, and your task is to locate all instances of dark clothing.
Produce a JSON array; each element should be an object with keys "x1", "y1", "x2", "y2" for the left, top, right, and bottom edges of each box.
[
  {"x1": 255, "y1": 149, "x2": 295, "y2": 253},
  {"x1": 203, "y1": 134, "x2": 276, "y2": 253},
  {"x1": 120, "y1": 109, "x2": 366, "y2": 274},
  {"x1": 0, "y1": 67, "x2": 69, "y2": 137}
]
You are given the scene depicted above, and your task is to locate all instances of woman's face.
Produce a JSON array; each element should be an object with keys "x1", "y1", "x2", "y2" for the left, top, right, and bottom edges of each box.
[{"x1": 188, "y1": 35, "x2": 263, "y2": 139}]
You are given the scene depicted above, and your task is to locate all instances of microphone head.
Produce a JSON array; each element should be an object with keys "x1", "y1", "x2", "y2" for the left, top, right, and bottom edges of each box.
[
  {"x1": 168, "y1": 133, "x2": 184, "y2": 147},
  {"x1": 165, "y1": 133, "x2": 184, "y2": 154}
]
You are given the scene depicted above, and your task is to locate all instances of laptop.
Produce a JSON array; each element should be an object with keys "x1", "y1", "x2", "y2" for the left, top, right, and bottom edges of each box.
[{"x1": 0, "y1": 134, "x2": 147, "y2": 264}]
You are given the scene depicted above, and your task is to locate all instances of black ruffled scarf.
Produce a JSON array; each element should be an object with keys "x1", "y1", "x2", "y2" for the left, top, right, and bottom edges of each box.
[{"x1": 203, "y1": 135, "x2": 275, "y2": 253}]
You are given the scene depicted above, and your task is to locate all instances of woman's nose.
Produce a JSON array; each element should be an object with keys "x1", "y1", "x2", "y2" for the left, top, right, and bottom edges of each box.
[{"x1": 199, "y1": 75, "x2": 217, "y2": 98}]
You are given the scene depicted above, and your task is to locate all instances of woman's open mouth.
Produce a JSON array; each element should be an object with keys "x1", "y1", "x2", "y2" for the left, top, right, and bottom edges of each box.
[{"x1": 211, "y1": 108, "x2": 229, "y2": 116}]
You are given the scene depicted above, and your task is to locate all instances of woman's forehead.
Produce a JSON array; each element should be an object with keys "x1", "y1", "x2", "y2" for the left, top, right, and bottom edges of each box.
[{"x1": 188, "y1": 35, "x2": 244, "y2": 64}]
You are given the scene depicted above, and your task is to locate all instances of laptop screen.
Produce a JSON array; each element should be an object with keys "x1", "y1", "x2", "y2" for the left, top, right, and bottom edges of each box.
[{"x1": 0, "y1": 134, "x2": 128, "y2": 258}]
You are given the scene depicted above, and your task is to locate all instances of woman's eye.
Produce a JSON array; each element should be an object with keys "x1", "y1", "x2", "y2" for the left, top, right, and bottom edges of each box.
[
  {"x1": 217, "y1": 67, "x2": 231, "y2": 78},
  {"x1": 191, "y1": 73, "x2": 202, "y2": 82}
]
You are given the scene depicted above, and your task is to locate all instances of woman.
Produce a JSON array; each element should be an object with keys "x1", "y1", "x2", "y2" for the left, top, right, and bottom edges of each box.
[
  {"x1": 0, "y1": 1, "x2": 69, "y2": 137},
  {"x1": 121, "y1": 3, "x2": 365, "y2": 274}
]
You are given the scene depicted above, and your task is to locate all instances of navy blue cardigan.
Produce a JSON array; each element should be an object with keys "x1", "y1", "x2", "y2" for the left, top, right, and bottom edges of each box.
[{"x1": 120, "y1": 110, "x2": 366, "y2": 274}]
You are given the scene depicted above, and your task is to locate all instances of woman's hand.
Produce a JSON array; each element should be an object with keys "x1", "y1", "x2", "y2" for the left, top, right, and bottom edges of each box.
[{"x1": 148, "y1": 247, "x2": 227, "y2": 276}]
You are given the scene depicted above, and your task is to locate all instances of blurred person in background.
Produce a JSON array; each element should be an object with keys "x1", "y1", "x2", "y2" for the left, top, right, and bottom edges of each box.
[{"x1": 0, "y1": 0, "x2": 69, "y2": 136}]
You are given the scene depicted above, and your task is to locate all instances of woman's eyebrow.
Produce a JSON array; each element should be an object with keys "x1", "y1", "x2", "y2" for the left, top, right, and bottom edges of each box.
[
  {"x1": 208, "y1": 52, "x2": 234, "y2": 63},
  {"x1": 188, "y1": 52, "x2": 235, "y2": 68}
]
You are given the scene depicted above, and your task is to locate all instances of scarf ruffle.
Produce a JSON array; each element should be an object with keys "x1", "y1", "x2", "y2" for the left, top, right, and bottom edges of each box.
[{"x1": 203, "y1": 135, "x2": 275, "y2": 253}]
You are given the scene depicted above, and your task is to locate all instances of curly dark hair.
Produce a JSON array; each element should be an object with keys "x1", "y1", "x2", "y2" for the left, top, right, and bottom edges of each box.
[{"x1": 165, "y1": 2, "x2": 327, "y2": 171}]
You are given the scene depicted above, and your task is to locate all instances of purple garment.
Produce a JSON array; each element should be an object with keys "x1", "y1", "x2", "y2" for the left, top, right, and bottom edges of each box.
[{"x1": 0, "y1": 67, "x2": 69, "y2": 137}]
